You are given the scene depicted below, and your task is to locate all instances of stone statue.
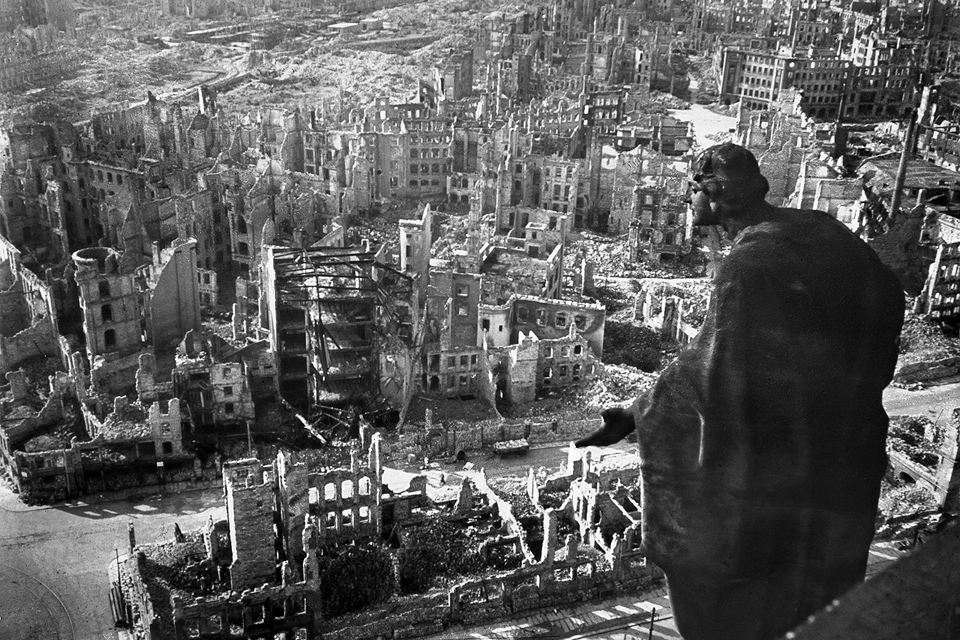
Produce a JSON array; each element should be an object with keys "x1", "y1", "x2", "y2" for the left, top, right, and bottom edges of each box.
[{"x1": 577, "y1": 143, "x2": 905, "y2": 640}]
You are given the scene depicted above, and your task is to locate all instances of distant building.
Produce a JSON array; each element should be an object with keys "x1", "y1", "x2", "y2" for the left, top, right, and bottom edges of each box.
[
  {"x1": 715, "y1": 45, "x2": 917, "y2": 120},
  {"x1": 1, "y1": 0, "x2": 76, "y2": 32}
]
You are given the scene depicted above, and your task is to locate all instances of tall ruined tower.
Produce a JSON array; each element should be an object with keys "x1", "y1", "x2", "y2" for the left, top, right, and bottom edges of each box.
[{"x1": 72, "y1": 247, "x2": 145, "y2": 360}]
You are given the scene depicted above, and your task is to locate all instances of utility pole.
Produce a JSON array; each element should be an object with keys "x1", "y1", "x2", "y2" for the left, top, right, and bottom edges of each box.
[
  {"x1": 888, "y1": 110, "x2": 918, "y2": 226},
  {"x1": 648, "y1": 606, "x2": 657, "y2": 639}
]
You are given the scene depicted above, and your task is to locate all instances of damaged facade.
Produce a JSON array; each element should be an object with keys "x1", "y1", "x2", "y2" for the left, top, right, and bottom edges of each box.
[
  {"x1": 1, "y1": 0, "x2": 958, "y2": 638},
  {"x1": 886, "y1": 410, "x2": 960, "y2": 515},
  {"x1": 119, "y1": 436, "x2": 661, "y2": 640},
  {"x1": 0, "y1": 0, "x2": 953, "y2": 525}
]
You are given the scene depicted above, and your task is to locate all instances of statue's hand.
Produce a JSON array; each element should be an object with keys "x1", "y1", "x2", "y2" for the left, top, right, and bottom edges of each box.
[{"x1": 575, "y1": 406, "x2": 637, "y2": 447}]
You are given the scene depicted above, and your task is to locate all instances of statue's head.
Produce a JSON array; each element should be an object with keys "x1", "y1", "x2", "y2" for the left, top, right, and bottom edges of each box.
[{"x1": 690, "y1": 143, "x2": 769, "y2": 225}]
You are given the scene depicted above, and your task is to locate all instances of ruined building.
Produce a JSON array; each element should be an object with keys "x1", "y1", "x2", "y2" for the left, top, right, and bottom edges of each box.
[
  {"x1": 119, "y1": 437, "x2": 661, "y2": 640},
  {"x1": 0, "y1": 0, "x2": 76, "y2": 32},
  {"x1": 886, "y1": 410, "x2": 960, "y2": 515},
  {"x1": 607, "y1": 149, "x2": 693, "y2": 261},
  {"x1": 73, "y1": 246, "x2": 152, "y2": 395},
  {"x1": 260, "y1": 242, "x2": 417, "y2": 413}
]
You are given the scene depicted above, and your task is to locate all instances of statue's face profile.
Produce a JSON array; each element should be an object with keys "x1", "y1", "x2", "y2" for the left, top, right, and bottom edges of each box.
[{"x1": 689, "y1": 178, "x2": 720, "y2": 227}]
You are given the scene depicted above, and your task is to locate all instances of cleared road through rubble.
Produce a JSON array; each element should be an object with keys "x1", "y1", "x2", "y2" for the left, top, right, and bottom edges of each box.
[
  {"x1": 883, "y1": 379, "x2": 960, "y2": 420},
  {"x1": 0, "y1": 488, "x2": 225, "y2": 640},
  {"x1": 0, "y1": 382, "x2": 952, "y2": 639}
]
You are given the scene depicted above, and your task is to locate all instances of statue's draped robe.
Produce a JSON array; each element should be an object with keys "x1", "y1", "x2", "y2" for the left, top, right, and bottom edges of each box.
[{"x1": 634, "y1": 210, "x2": 904, "y2": 640}]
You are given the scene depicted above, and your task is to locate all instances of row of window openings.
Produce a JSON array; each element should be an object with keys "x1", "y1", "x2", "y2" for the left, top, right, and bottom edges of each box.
[
  {"x1": 445, "y1": 373, "x2": 476, "y2": 389},
  {"x1": 481, "y1": 319, "x2": 504, "y2": 332},
  {"x1": 641, "y1": 211, "x2": 680, "y2": 226},
  {"x1": 304, "y1": 148, "x2": 337, "y2": 162},
  {"x1": 517, "y1": 308, "x2": 587, "y2": 329},
  {"x1": 324, "y1": 507, "x2": 372, "y2": 529},
  {"x1": 409, "y1": 163, "x2": 445, "y2": 174},
  {"x1": 543, "y1": 364, "x2": 585, "y2": 380},
  {"x1": 409, "y1": 179, "x2": 442, "y2": 188},
  {"x1": 446, "y1": 354, "x2": 479, "y2": 369},
  {"x1": 409, "y1": 148, "x2": 445, "y2": 159},
  {"x1": 182, "y1": 603, "x2": 309, "y2": 636},
  {"x1": 32, "y1": 440, "x2": 176, "y2": 467},
  {"x1": 64, "y1": 198, "x2": 105, "y2": 214},
  {"x1": 930, "y1": 307, "x2": 960, "y2": 318},
  {"x1": 742, "y1": 88, "x2": 772, "y2": 99},
  {"x1": 510, "y1": 180, "x2": 572, "y2": 201},
  {"x1": 544, "y1": 344, "x2": 583, "y2": 358},
  {"x1": 407, "y1": 134, "x2": 450, "y2": 144},
  {"x1": 939, "y1": 263, "x2": 960, "y2": 278},
  {"x1": 309, "y1": 478, "x2": 373, "y2": 502},
  {"x1": 94, "y1": 170, "x2": 122, "y2": 185},
  {"x1": 515, "y1": 164, "x2": 573, "y2": 179}
]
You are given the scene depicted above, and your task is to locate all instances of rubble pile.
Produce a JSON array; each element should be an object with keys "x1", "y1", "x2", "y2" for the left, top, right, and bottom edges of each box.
[
  {"x1": 4, "y1": 35, "x2": 222, "y2": 123},
  {"x1": 594, "y1": 277, "x2": 638, "y2": 313},
  {"x1": 22, "y1": 400, "x2": 85, "y2": 451},
  {"x1": 351, "y1": 209, "x2": 408, "y2": 256},
  {"x1": 396, "y1": 518, "x2": 491, "y2": 593},
  {"x1": 23, "y1": 433, "x2": 67, "y2": 452},
  {"x1": 369, "y1": 0, "x2": 532, "y2": 40},
  {"x1": 602, "y1": 320, "x2": 663, "y2": 372},
  {"x1": 570, "y1": 230, "x2": 704, "y2": 280},
  {"x1": 888, "y1": 415, "x2": 943, "y2": 469},
  {"x1": 569, "y1": 231, "x2": 631, "y2": 278},
  {"x1": 225, "y1": 46, "x2": 423, "y2": 113},
  {"x1": 319, "y1": 544, "x2": 396, "y2": 616},
  {"x1": 404, "y1": 396, "x2": 499, "y2": 426},
  {"x1": 139, "y1": 535, "x2": 219, "y2": 599},
  {"x1": 898, "y1": 311, "x2": 960, "y2": 366},
  {"x1": 877, "y1": 479, "x2": 940, "y2": 522},
  {"x1": 430, "y1": 213, "x2": 468, "y2": 261},
  {"x1": 564, "y1": 363, "x2": 657, "y2": 412},
  {"x1": 648, "y1": 91, "x2": 690, "y2": 110}
]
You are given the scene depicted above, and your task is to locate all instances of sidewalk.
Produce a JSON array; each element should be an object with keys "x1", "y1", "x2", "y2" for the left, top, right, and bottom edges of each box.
[
  {"x1": 426, "y1": 587, "x2": 676, "y2": 640},
  {"x1": 425, "y1": 539, "x2": 907, "y2": 640}
]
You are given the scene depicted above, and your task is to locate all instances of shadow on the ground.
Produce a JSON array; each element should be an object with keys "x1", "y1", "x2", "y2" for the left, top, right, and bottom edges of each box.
[{"x1": 47, "y1": 487, "x2": 224, "y2": 520}]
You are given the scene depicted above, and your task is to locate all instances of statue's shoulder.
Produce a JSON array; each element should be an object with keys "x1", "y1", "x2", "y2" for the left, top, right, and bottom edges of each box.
[
  {"x1": 727, "y1": 213, "x2": 815, "y2": 270},
  {"x1": 737, "y1": 208, "x2": 837, "y2": 245}
]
